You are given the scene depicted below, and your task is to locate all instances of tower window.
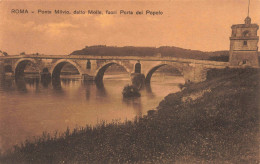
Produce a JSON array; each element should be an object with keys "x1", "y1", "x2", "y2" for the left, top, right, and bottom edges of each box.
[
  {"x1": 243, "y1": 30, "x2": 250, "y2": 37},
  {"x1": 243, "y1": 41, "x2": 247, "y2": 46}
]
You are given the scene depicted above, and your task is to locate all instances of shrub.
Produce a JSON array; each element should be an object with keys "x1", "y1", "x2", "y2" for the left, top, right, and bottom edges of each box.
[{"x1": 122, "y1": 85, "x2": 141, "y2": 98}]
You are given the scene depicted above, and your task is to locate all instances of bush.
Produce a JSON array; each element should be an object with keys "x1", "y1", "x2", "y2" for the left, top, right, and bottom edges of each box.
[{"x1": 122, "y1": 85, "x2": 141, "y2": 98}]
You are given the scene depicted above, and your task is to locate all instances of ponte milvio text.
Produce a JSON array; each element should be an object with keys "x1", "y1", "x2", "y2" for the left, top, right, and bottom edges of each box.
[{"x1": 0, "y1": 16, "x2": 259, "y2": 86}]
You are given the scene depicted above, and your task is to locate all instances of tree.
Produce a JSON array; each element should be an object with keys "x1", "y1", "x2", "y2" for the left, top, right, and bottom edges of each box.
[
  {"x1": 3, "y1": 52, "x2": 8, "y2": 56},
  {"x1": 0, "y1": 50, "x2": 8, "y2": 56}
]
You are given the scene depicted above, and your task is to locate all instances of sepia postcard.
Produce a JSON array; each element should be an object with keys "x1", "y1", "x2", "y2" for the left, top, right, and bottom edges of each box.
[{"x1": 0, "y1": 0, "x2": 259, "y2": 163}]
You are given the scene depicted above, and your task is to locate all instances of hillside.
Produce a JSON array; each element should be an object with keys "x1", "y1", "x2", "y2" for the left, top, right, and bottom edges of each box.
[
  {"x1": 70, "y1": 45, "x2": 230, "y2": 61},
  {"x1": 0, "y1": 68, "x2": 259, "y2": 163}
]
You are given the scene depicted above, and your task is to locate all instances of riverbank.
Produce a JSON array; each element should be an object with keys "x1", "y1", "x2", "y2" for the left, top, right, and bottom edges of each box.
[{"x1": 0, "y1": 68, "x2": 259, "y2": 163}]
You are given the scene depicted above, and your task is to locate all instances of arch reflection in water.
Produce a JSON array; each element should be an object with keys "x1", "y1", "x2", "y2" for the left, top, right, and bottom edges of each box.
[
  {"x1": 52, "y1": 78, "x2": 64, "y2": 94},
  {"x1": 52, "y1": 78, "x2": 83, "y2": 96},
  {"x1": 25, "y1": 78, "x2": 40, "y2": 87},
  {"x1": 83, "y1": 81, "x2": 94, "y2": 100},
  {"x1": 82, "y1": 81, "x2": 108, "y2": 100},
  {"x1": 95, "y1": 81, "x2": 107, "y2": 98},
  {"x1": 15, "y1": 77, "x2": 41, "y2": 93},
  {"x1": 41, "y1": 78, "x2": 51, "y2": 88},
  {"x1": 144, "y1": 84, "x2": 156, "y2": 99},
  {"x1": 15, "y1": 78, "x2": 28, "y2": 93},
  {"x1": 0, "y1": 78, "x2": 15, "y2": 92}
]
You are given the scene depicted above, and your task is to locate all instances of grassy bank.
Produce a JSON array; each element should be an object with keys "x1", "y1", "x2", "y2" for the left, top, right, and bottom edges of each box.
[{"x1": 1, "y1": 68, "x2": 259, "y2": 163}]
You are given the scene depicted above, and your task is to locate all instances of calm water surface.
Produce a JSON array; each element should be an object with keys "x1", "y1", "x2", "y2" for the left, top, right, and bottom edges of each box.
[{"x1": 0, "y1": 73, "x2": 184, "y2": 152}]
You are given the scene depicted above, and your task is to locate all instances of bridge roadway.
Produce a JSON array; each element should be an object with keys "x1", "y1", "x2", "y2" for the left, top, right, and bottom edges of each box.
[{"x1": 0, "y1": 54, "x2": 229, "y2": 68}]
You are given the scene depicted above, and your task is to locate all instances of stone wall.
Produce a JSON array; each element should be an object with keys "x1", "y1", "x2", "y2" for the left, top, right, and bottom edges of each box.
[
  {"x1": 230, "y1": 40, "x2": 258, "y2": 51},
  {"x1": 229, "y1": 51, "x2": 259, "y2": 67}
]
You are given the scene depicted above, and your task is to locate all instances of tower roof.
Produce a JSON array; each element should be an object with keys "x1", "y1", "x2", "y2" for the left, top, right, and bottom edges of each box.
[
  {"x1": 231, "y1": 16, "x2": 259, "y2": 29},
  {"x1": 245, "y1": 16, "x2": 251, "y2": 25}
]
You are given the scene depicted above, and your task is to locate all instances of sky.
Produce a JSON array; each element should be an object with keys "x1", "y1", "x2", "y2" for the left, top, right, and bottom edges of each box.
[{"x1": 0, "y1": 0, "x2": 259, "y2": 55}]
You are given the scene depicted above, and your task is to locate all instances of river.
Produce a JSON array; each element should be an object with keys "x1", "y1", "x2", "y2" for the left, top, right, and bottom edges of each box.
[{"x1": 0, "y1": 72, "x2": 184, "y2": 153}]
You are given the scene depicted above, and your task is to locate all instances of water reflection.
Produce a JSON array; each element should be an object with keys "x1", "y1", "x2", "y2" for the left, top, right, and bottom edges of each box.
[
  {"x1": 0, "y1": 73, "x2": 185, "y2": 153},
  {"x1": 144, "y1": 84, "x2": 156, "y2": 99},
  {"x1": 52, "y1": 78, "x2": 62, "y2": 92},
  {"x1": 0, "y1": 78, "x2": 14, "y2": 92},
  {"x1": 61, "y1": 78, "x2": 78, "y2": 86},
  {"x1": 41, "y1": 78, "x2": 51, "y2": 88},
  {"x1": 83, "y1": 81, "x2": 92, "y2": 100},
  {"x1": 95, "y1": 82, "x2": 107, "y2": 98},
  {"x1": 15, "y1": 78, "x2": 28, "y2": 93},
  {"x1": 122, "y1": 97, "x2": 143, "y2": 118}
]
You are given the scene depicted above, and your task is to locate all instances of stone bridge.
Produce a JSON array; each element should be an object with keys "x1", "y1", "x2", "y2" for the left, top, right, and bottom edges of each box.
[{"x1": 0, "y1": 55, "x2": 229, "y2": 85}]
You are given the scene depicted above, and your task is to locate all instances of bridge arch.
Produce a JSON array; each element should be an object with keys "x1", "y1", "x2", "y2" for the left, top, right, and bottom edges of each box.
[
  {"x1": 145, "y1": 64, "x2": 183, "y2": 84},
  {"x1": 14, "y1": 58, "x2": 39, "y2": 78},
  {"x1": 51, "y1": 59, "x2": 83, "y2": 80},
  {"x1": 95, "y1": 61, "x2": 132, "y2": 83}
]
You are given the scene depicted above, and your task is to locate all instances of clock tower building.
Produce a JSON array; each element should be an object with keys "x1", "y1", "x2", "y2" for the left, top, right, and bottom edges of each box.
[{"x1": 229, "y1": 16, "x2": 259, "y2": 67}]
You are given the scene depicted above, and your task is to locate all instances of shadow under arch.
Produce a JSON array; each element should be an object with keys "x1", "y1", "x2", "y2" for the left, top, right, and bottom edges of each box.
[
  {"x1": 14, "y1": 58, "x2": 39, "y2": 80},
  {"x1": 51, "y1": 60, "x2": 82, "y2": 81},
  {"x1": 95, "y1": 62, "x2": 131, "y2": 85},
  {"x1": 145, "y1": 64, "x2": 183, "y2": 84}
]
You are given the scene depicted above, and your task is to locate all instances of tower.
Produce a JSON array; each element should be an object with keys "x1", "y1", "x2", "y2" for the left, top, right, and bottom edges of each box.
[{"x1": 229, "y1": 14, "x2": 259, "y2": 67}]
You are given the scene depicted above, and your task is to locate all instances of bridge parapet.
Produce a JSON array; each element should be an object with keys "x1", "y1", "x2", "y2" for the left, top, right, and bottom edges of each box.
[{"x1": 0, "y1": 55, "x2": 230, "y2": 66}]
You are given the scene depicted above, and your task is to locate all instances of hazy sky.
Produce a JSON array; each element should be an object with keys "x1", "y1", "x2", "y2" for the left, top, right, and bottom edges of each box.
[{"x1": 0, "y1": 0, "x2": 259, "y2": 55}]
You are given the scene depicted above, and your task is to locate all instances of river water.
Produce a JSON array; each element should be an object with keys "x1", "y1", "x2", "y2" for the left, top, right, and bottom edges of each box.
[{"x1": 0, "y1": 72, "x2": 184, "y2": 153}]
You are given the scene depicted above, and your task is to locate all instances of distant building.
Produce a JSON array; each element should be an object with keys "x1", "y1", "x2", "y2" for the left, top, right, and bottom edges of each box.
[{"x1": 229, "y1": 16, "x2": 259, "y2": 67}]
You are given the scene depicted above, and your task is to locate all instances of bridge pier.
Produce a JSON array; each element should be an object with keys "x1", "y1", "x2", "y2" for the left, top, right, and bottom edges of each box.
[
  {"x1": 40, "y1": 71, "x2": 51, "y2": 86},
  {"x1": 131, "y1": 73, "x2": 145, "y2": 89},
  {"x1": 82, "y1": 74, "x2": 95, "y2": 81},
  {"x1": 0, "y1": 61, "x2": 14, "y2": 79}
]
